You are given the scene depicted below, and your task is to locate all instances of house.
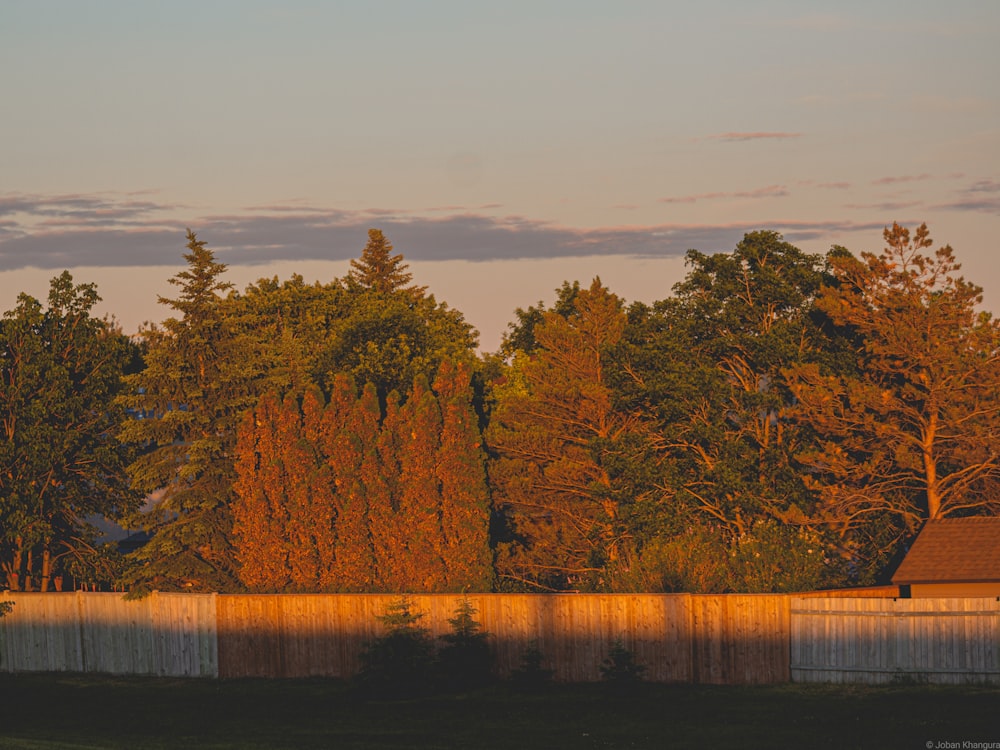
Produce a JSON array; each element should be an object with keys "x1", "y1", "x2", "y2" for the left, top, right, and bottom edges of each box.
[{"x1": 891, "y1": 516, "x2": 1000, "y2": 597}]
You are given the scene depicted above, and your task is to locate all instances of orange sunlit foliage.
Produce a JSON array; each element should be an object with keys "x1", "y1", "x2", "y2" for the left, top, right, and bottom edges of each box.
[
  {"x1": 488, "y1": 278, "x2": 635, "y2": 591},
  {"x1": 323, "y1": 375, "x2": 375, "y2": 591},
  {"x1": 233, "y1": 392, "x2": 293, "y2": 590},
  {"x1": 785, "y1": 223, "x2": 1000, "y2": 538},
  {"x1": 434, "y1": 361, "x2": 493, "y2": 591},
  {"x1": 232, "y1": 363, "x2": 491, "y2": 593}
]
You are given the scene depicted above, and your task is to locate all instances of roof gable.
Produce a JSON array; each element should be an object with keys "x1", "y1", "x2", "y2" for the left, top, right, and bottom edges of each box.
[{"x1": 891, "y1": 517, "x2": 1000, "y2": 584}]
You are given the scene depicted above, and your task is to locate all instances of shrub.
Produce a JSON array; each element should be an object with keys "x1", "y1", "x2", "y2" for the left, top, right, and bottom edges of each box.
[
  {"x1": 356, "y1": 597, "x2": 435, "y2": 698},
  {"x1": 599, "y1": 637, "x2": 647, "y2": 691},
  {"x1": 509, "y1": 639, "x2": 553, "y2": 691},
  {"x1": 437, "y1": 598, "x2": 494, "y2": 690}
]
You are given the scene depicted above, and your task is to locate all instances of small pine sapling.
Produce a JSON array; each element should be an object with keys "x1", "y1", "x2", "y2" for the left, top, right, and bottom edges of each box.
[
  {"x1": 356, "y1": 597, "x2": 435, "y2": 697},
  {"x1": 599, "y1": 637, "x2": 647, "y2": 691},
  {"x1": 510, "y1": 639, "x2": 554, "y2": 691},
  {"x1": 437, "y1": 597, "x2": 493, "y2": 690}
]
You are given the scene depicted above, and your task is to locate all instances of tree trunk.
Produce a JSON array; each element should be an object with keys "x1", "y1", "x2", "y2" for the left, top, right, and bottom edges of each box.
[
  {"x1": 923, "y1": 410, "x2": 941, "y2": 520},
  {"x1": 39, "y1": 546, "x2": 52, "y2": 593}
]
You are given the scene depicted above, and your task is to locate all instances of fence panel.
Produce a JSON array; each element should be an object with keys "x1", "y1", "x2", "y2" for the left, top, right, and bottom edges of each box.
[
  {"x1": 216, "y1": 594, "x2": 696, "y2": 681},
  {"x1": 0, "y1": 592, "x2": 217, "y2": 677},
  {"x1": 790, "y1": 597, "x2": 1000, "y2": 684},
  {"x1": 0, "y1": 593, "x2": 83, "y2": 673},
  {"x1": 689, "y1": 595, "x2": 790, "y2": 685}
]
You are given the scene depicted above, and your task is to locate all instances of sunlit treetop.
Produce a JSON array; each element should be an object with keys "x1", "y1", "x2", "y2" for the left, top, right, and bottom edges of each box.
[{"x1": 348, "y1": 229, "x2": 426, "y2": 297}]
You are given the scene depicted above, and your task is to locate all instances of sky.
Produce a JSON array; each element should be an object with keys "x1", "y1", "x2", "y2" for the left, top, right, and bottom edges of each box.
[{"x1": 1, "y1": 0, "x2": 998, "y2": 353}]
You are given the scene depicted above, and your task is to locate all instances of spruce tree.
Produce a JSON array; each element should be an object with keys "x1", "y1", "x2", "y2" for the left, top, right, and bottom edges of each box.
[
  {"x1": 119, "y1": 230, "x2": 256, "y2": 593},
  {"x1": 488, "y1": 278, "x2": 632, "y2": 591},
  {"x1": 347, "y1": 229, "x2": 425, "y2": 297}
]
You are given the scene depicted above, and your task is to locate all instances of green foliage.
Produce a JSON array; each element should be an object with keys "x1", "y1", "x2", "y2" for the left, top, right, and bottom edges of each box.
[
  {"x1": 356, "y1": 598, "x2": 436, "y2": 697},
  {"x1": 786, "y1": 223, "x2": 1000, "y2": 552},
  {"x1": 489, "y1": 278, "x2": 638, "y2": 592},
  {"x1": 499, "y1": 280, "x2": 580, "y2": 359},
  {"x1": 437, "y1": 598, "x2": 494, "y2": 690},
  {"x1": 509, "y1": 640, "x2": 554, "y2": 690},
  {"x1": 599, "y1": 637, "x2": 647, "y2": 688},
  {"x1": 0, "y1": 271, "x2": 140, "y2": 591},
  {"x1": 119, "y1": 231, "x2": 259, "y2": 594},
  {"x1": 62, "y1": 541, "x2": 132, "y2": 592},
  {"x1": 608, "y1": 231, "x2": 862, "y2": 591}
]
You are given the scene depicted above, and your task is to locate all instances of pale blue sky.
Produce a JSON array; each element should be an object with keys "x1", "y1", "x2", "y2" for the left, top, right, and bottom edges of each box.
[{"x1": 2, "y1": 1, "x2": 998, "y2": 351}]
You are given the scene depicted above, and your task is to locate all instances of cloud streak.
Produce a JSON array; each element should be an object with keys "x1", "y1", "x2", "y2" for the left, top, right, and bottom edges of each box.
[
  {"x1": 703, "y1": 132, "x2": 803, "y2": 142},
  {"x1": 871, "y1": 174, "x2": 934, "y2": 185},
  {"x1": 659, "y1": 185, "x2": 789, "y2": 204},
  {"x1": 0, "y1": 192, "x2": 895, "y2": 273}
]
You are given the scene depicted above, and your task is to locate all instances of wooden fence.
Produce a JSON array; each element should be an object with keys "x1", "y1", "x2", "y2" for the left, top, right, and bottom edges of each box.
[
  {"x1": 1, "y1": 592, "x2": 787, "y2": 683},
  {"x1": 790, "y1": 596, "x2": 1000, "y2": 684},
  {"x1": 2, "y1": 592, "x2": 997, "y2": 684},
  {"x1": 0, "y1": 592, "x2": 217, "y2": 677}
]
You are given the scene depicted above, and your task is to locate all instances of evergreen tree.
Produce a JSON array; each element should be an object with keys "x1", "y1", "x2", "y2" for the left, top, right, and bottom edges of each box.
[
  {"x1": 394, "y1": 375, "x2": 448, "y2": 590},
  {"x1": 434, "y1": 361, "x2": 494, "y2": 591},
  {"x1": 369, "y1": 390, "x2": 408, "y2": 589},
  {"x1": 233, "y1": 391, "x2": 293, "y2": 591},
  {"x1": 119, "y1": 230, "x2": 257, "y2": 593},
  {"x1": 228, "y1": 274, "x2": 349, "y2": 396},
  {"x1": 348, "y1": 229, "x2": 425, "y2": 297},
  {"x1": 786, "y1": 223, "x2": 1000, "y2": 571},
  {"x1": 280, "y1": 389, "x2": 330, "y2": 591},
  {"x1": 322, "y1": 230, "x2": 477, "y2": 401},
  {"x1": 488, "y1": 278, "x2": 636, "y2": 591},
  {"x1": 323, "y1": 375, "x2": 375, "y2": 591}
]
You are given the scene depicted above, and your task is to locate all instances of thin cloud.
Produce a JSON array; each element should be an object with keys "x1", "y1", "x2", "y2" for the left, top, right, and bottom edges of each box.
[
  {"x1": 929, "y1": 179, "x2": 1000, "y2": 214},
  {"x1": 703, "y1": 132, "x2": 803, "y2": 142},
  {"x1": 660, "y1": 185, "x2": 789, "y2": 204},
  {"x1": 871, "y1": 174, "x2": 934, "y2": 185},
  {"x1": 844, "y1": 201, "x2": 925, "y2": 212},
  {"x1": 935, "y1": 198, "x2": 1000, "y2": 214},
  {"x1": 966, "y1": 179, "x2": 1000, "y2": 194}
]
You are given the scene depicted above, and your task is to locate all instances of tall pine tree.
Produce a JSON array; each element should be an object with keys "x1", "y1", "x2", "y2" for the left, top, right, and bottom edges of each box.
[
  {"x1": 119, "y1": 230, "x2": 257, "y2": 593},
  {"x1": 488, "y1": 278, "x2": 635, "y2": 591},
  {"x1": 786, "y1": 223, "x2": 1000, "y2": 570}
]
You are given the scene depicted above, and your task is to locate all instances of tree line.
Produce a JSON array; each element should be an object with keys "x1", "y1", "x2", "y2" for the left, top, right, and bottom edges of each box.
[{"x1": 2, "y1": 224, "x2": 998, "y2": 595}]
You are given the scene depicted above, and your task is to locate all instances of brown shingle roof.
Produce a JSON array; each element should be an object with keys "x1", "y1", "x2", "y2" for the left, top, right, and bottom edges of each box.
[{"x1": 891, "y1": 516, "x2": 1000, "y2": 584}]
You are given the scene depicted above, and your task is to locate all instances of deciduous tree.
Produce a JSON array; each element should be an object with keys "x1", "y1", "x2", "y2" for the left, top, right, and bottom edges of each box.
[
  {"x1": 613, "y1": 231, "x2": 848, "y2": 591},
  {"x1": 0, "y1": 273, "x2": 139, "y2": 591}
]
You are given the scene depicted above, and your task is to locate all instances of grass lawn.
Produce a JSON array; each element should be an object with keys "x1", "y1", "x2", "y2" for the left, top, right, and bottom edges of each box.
[{"x1": 0, "y1": 674, "x2": 997, "y2": 749}]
